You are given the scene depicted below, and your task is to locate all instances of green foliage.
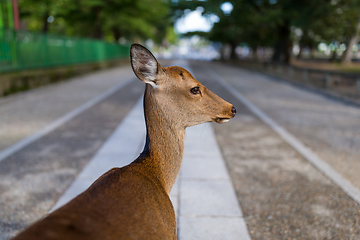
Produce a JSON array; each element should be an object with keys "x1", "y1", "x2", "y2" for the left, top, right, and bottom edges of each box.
[
  {"x1": 18, "y1": 0, "x2": 173, "y2": 43},
  {"x1": 165, "y1": 26, "x2": 179, "y2": 44}
]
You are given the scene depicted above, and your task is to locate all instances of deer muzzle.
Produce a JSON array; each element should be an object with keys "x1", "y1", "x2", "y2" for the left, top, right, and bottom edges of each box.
[{"x1": 214, "y1": 105, "x2": 236, "y2": 124}]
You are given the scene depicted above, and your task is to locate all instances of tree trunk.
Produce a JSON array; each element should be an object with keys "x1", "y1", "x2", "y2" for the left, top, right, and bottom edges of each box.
[
  {"x1": 341, "y1": 36, "x2": 358, "y2": 65},
  {"x1": 296, "y1": 44, "x2": 303, "y2": 59},
  {"x1": 271, "y1": 21, "x2": 291, "y2": 64},
  {"x1": 42, "y1": 13, "x2": 49, "y2": 33},
  {"x1": 89, "y1": 6, "x2": 103, "y2": 39},
  {"x1": 112, "y1": 27, "x2": 121, "y2": 42},
  {"x1": 41, "y1": 1, "x2": 50, "y2": 33},
  {"x1": 220, "y1": 44, "x2": 226, "y2": 60},
  {"x1": 330, "y1": 50, "x2": 337, "y2": 62},
  {"x1": 252, "y1": 47, "x2": 258, "y2": 61},
  {"x1": 341, "y1": 22, "x2": 360, "y2": 65},
  {"x1": 310, "y1": 47, "x2": 316, "y2": 59},
  {"x1": 220, "y1": 43, "x2": 231, "y2": 60},
  {"x1": 229, "y1": 42, "x2": 238, "y2": 60}
]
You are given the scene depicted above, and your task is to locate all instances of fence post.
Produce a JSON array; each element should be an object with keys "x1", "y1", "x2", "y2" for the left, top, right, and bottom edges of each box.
[
  {"x1": 325, "y1": 73, "x2": 331, "y2": 89},
  {"x1": 303, "y1": 69, "x2": 309, "y2": 83}
]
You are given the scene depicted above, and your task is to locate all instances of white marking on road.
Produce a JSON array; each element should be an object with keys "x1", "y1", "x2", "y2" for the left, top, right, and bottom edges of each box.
[{"x1": 209, "y1": 67, "x2": 360, "y2": 205}]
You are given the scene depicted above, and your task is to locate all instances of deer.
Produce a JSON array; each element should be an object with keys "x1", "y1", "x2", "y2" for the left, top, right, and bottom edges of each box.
[{"x1": 11, "y1": 44, "x2": 236, "y2": 240}]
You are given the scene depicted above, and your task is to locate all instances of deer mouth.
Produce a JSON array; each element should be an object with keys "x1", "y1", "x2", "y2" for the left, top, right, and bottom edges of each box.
[
  {"x1": 215, "y1": 117, "x2": 231, "y2": 124},
  {"x1": 214, "y1": 106, "x2": 236, "y2": 123}
]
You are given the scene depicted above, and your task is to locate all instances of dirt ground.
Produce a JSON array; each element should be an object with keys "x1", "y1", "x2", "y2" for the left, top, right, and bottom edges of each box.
[{"x1": 291, "y1": 59, "x2": 360, "y2": 73}]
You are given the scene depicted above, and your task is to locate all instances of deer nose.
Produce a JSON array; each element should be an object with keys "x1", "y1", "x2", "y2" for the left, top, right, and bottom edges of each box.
[{"x1": 231, "y1": 107, "x2": 236, "y2": 118}]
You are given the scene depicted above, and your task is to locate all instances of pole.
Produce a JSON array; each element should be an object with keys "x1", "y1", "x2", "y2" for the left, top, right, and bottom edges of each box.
[{"x1": 12, "y1": 0, "x2": 20, "y2": 30}]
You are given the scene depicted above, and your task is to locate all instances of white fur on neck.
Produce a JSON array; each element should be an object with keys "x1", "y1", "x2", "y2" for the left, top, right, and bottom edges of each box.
[{"x1": 145, "y1": 79, "x2": 158, "y2": 88}]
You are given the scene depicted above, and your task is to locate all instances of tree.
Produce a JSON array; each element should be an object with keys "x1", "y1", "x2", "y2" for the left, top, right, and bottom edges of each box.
[
  {"x1": 18, "y1": 0, "x2": 171, "y2": 43},
  {"x1": 173, "y1": 0, "x2": 331, "y2": 63},
  {"x1": 19, "y1": 0, "x2": 59, "y2": 34},
  {"x1": 338, "y1": 0, "x2": 360, "y2": 64},
  {"x1": 341, "y1": 21, "x2": 360, "y2": 64},
  {"x1": 173, "y1": 0, "x2": 360, "y2": 65},
  {"x1": 245, "y1": 0, "x2": 336, "y2": 63},
  {"x1": 292, "y1": 0, "x2": 360, "y2": 63}
]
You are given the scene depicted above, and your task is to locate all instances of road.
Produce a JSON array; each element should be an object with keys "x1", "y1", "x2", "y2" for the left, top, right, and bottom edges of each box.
[{"x1": 0, "y1": 60, "x2": 359, "y2": 239}]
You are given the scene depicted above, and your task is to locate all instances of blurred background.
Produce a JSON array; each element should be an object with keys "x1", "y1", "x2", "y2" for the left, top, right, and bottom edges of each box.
[{"x1": 1, "y1": 0, "x2": 360, "y2": 97}]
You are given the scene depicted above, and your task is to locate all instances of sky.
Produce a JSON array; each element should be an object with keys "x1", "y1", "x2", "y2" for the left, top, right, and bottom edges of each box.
[
  {"x1": 174, "y1": 7, "x2": 219, "y2": 34},
  {"x1": 174, "y1": 2, "x2": 233, "y2": 34}
]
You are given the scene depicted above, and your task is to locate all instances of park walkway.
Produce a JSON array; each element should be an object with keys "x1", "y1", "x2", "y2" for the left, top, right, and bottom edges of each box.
[
  {"x1": 0, "y1": 60, "x2": 359, "y2": 239},
  {"x1": 50, "y1": 98, "x2": 250, "y2": 239}
]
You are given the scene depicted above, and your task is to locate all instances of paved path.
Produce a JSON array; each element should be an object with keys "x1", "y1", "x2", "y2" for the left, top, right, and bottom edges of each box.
[
  {"x1": 1, "y1": 60, "x2": 360, "y2": 239},
  {"x1": 51, "y1": 98, "x2": 251, "y2": 239},
  {"x1": 0, "y1": 65, "x2": 144, "y2": 239},
  {"x1": 0, "y1": 60, "x2": 251, "y2": 239},
  {"x1": 189, "y1": 61, "x2": 360, "y2": 239},
  {"x1": 0, "y1": 65, "x2": 135, "y2": 153},
  {"x1": 178, "y1": 123, "x2": 249, "y2": 239},
  {"x1": 207, "y1": 61, "x2": 360, "y2": 190}
]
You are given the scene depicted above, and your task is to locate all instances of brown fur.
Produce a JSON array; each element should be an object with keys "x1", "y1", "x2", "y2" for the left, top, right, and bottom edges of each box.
[{"x1": 12, "y1": 44, "x2": 235, "y2": 240}]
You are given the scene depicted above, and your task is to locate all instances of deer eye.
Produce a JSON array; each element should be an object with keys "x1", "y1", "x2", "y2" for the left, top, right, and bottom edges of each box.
[{"x1": 190, "y1": 87, "x2": 201, "y2": 95}]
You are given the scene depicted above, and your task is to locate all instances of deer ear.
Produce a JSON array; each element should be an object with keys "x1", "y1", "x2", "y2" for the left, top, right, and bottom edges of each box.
[{"x1": 130, "y1": 44, "x2": 162, "y2": 88}]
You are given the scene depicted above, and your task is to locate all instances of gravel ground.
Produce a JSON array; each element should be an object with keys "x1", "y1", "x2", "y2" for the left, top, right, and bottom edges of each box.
[
  {"x1": 207, "y1": 61, "x2": 360, "y2": 191},
  {"x1": 0, "y1": 77, "x2": 144, "y2": 239},
  {"x1": 190, "y1": 62, "x2": 360, "y2": 239}
]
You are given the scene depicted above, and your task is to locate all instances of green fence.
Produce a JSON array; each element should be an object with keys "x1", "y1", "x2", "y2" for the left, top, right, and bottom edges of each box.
[{"x1": 0, "y1": 28, "x2": 130, "y2": 73}]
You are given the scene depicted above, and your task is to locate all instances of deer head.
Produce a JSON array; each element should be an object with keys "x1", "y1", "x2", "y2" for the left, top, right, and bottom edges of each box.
[{"x1": 130, "y1": 44, "x2": 236, "y2": 130}]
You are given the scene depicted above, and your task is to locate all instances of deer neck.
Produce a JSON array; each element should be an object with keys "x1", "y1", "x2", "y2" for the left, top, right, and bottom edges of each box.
[{"x1": 133, "y1": 85, "x2": 185, "y2": 194}]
